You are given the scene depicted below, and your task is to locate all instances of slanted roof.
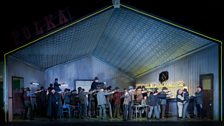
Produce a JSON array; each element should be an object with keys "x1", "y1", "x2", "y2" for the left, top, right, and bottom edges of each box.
[{"x1": 12, "y1": 6, "x2": 216, "y2": 78}]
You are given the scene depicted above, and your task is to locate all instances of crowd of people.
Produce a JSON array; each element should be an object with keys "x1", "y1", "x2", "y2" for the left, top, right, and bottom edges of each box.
[{"x1": 19, "y1": 77, "x2": 205, "y2": 121}]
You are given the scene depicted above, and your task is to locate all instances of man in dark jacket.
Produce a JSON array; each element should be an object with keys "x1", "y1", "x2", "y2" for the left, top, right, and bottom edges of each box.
[
  {"x1": 88, "y1": 89, "x2": 97, "y2": 118},
  {"x1": 91, "y1": 77, "x2": 99, "y2": 90},
  {"x1": 36, "y1": 86, "x2": 47, "y2": 117},
  {"x1": 22, "y1": 87, "x2": 33, "y2": 120},
  {"x1": 159, "y1": 87, "x2": 168, "y2": 119},
  {"x1": 195, "y1": 86, "x2": 204, "y2": 118},
  {"x1": 47, "y1": 88, "x2": 60, "y2": 120},
  {"x1": 148, "y1": 91, "x2": 160, "y2": 119},
  {"x1": 78, "y1": 88, "x2": 88, "y2": 119},
  {"x1": 54, "y1": 78, "x2": 61, "y2": 92}
]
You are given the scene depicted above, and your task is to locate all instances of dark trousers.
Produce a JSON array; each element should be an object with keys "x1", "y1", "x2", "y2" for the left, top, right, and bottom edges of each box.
[
  {"x1": 50, "y1": 104, "x2": 58, "y2": 120},
  {"x1": 196, "y1": 104, "x2": 203, "y2": 118},
  {"x1": 40, "y1": 104, "x2": 47, "y2": 117},
  {"x1": 91, "y1": 101, "x2": 96, "y2": 116},
  {"x1": 114, "y1": 104, "x2": 120, "y2": 118},
  {"x1": 161, "y1": 104, "x2": 166, "y2": 118},
  {"x1": 24, "y1": 102, "x2": 33, "y2": 119}
]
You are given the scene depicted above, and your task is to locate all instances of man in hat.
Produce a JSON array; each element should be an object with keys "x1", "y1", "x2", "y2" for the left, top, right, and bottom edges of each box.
[
  {"x1": 91, "y1": 77, "x2": 99, "y2": 90},
  {"x1": 54, "y1": 78, "x2": 61, "y2": 92}
]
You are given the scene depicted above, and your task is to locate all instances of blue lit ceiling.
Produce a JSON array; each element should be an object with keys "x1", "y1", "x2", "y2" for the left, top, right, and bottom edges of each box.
[{"x1": 12, "y1": 7, "x2": 215, "y2": 78}]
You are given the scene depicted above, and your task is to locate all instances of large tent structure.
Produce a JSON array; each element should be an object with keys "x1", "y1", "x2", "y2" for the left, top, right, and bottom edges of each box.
[{"x1": 3, "y1": 3, "x2": 222, "y2": 122}]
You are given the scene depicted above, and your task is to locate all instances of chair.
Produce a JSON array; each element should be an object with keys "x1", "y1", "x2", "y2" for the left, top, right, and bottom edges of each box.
[
  {"x1": 133, "y1": 103, "x2": 145, "y2": 119},
  {"x1": 62, "y1": 104, "x2": 71, "y2": 118}
]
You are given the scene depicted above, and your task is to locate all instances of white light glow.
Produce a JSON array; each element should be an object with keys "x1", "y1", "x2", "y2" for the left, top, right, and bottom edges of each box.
[{"x1": 30, "y1": 82, "x2": 39, "y2": 86}]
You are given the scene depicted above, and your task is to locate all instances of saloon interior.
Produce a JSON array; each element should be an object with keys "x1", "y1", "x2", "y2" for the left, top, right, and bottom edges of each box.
[{"x1": 2, "y1": 2, "x2": 222, "y2": 125}]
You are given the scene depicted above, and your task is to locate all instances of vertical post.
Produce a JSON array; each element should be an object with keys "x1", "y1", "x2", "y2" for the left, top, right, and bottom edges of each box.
[
  {"x1": 3, "y1": 54, "x2": 8, "y2": 122},
  {"x1": 221, "y1": 43, "x2": 223, "y2": 121}
]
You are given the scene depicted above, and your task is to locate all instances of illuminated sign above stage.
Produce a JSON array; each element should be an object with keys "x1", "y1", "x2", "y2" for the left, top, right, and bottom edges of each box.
[{"x1": 11, "y1": 8, "x2": 72, "y2": 46}]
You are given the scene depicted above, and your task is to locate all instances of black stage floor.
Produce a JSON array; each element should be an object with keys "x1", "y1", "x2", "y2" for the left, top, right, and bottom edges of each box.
[
  {"x1": 4, "y1": 121, "x2": 223, "y2": 126},
  {"x1": 2, "y1": 118, "x2": 223, "y2": 126}
]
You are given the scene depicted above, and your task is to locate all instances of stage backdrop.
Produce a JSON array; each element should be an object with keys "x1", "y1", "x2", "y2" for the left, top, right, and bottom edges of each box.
[{"x1": 44, "y1": 56, "x2": 134, "y2": 91}]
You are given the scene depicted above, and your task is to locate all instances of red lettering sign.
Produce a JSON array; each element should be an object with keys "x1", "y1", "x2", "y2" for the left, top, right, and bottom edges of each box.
[
  {"x1": 45, "y1": 15, "x2": 56, "y2": 30},
  {"x1": 11, "y1": 8, "x2": 72, "y2": 46},
  {"x1": 22, "y1": 26, "x2": 31, "y2": 40},
  {"x1": 59, "y1": 10, "x2": 69, "y2": 24},
  {"x1": 11, "y1": 31, "x2": 21, "y2": 46},
  {"x1": 33, "y1": 21, "x2": 44, "y2": 35}
]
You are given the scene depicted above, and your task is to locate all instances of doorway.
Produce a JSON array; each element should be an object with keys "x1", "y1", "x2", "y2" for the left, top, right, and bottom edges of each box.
[
  {"x1": 12, "y1": 76, "x2": 24, "y2": 119},
  {"x1": 199, "y1": 73, "x2": 213, "y2": 119}
]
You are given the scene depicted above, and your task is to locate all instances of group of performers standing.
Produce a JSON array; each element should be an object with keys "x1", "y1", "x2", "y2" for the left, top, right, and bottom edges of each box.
[{"x1": 20, "y1": 77, "x2": 205, "y2": 121}]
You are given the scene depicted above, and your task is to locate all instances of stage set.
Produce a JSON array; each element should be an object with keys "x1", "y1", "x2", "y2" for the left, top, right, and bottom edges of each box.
[{"x1": 1, "y1": 1, "x2": 222, "y2": 125}]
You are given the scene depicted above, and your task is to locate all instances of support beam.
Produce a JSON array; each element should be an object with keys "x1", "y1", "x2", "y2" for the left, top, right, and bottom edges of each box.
[{"x1": 3, "y1": 54, "x2": 8, "y2": 122}]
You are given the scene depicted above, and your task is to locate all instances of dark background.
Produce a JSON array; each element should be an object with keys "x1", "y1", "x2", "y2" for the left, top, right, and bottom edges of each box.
[
  {"x1": 0, "y1": 0, "x2": 223, "y2": 61},
  {"x1": 0, "y1": 0, "x2": 223, "y2": 123}
]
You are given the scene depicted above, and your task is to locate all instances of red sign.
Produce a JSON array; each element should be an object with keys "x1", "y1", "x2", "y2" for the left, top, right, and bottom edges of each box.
[{"x1": 11, "y1": 8, "x2": 72, "y2": 46}]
